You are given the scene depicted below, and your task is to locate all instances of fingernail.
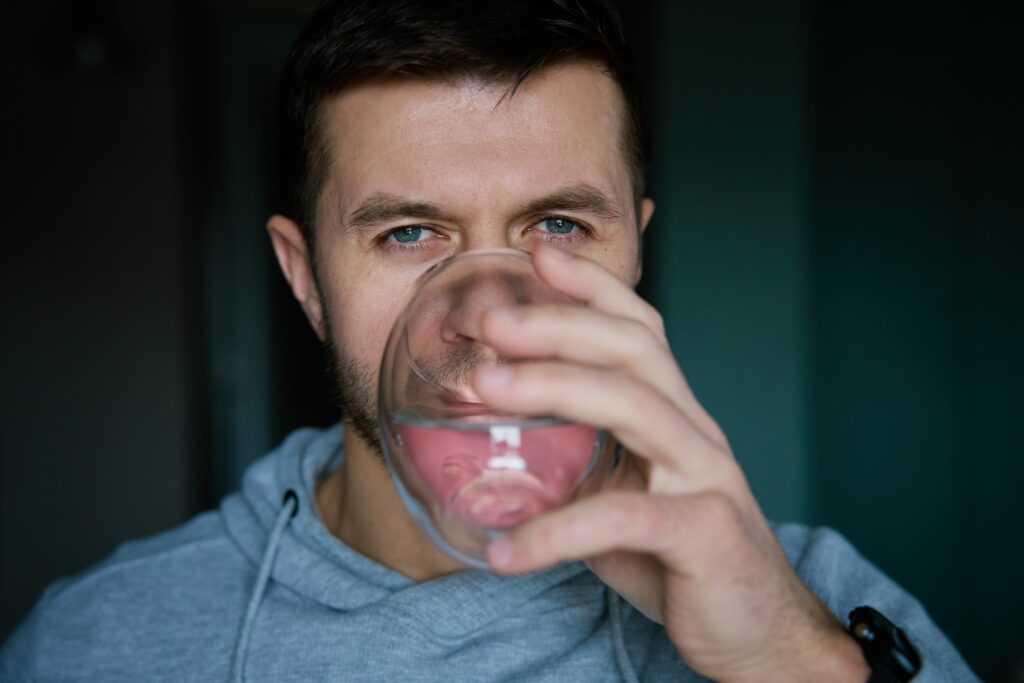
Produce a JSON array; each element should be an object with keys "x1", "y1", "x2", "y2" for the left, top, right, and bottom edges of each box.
[
  {"x1": 488, "y1": 537, "x2": 514, "y2": 568},
  {"x1": 476, "y1": 364, "x2": 514, "y2": 389}
]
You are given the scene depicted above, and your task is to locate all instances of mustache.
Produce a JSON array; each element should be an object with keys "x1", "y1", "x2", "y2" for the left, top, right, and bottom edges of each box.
[
  {"x1": 420, "y1": 345, "x2": 488, "y2": 388},
  {"x1": 415, "y1": 345, "x2": 522, "y2": 392}
]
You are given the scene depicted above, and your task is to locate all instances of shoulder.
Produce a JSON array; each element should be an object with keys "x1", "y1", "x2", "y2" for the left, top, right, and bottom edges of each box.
[
  {"x1": 1, "y1": 511, "x2": 250, "y2": 682},
  {"x1": 772, "y1": 523, "x2": 980, "y2": 682},
  {"x1": 772, "y1": 522, "x2": 920, "y2": 623},
  {"x1": 42, "y1": 510, "x2": 246, "y2": 610},
  {"x1": 773, "y1": 522, "x2": 915, "y2": 611}
]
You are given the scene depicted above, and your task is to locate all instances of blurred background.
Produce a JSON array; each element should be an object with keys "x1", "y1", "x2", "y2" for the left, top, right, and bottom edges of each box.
[{"x1": 1, "y1": 0, "x2": 1020, "y2": 679}]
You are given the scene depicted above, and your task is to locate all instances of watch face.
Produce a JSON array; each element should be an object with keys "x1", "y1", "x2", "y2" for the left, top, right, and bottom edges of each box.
[{"x1": 848, "y1": 606, "x2": 922, "y2": 681}]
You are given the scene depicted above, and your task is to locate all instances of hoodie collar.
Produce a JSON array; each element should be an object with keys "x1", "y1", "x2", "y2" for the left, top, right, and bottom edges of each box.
[{"x1": 220, "y1": 424, "x2": 591, "y2": 637}]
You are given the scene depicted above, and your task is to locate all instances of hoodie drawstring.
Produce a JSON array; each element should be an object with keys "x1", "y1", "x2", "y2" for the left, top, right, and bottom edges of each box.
[
  {"x1": 230, "y1": 490, "x2": 637, "y2": 682},
  {"x1": 232, "y1": 490, "x2": 298, "y2": 683},
  {"x1": 608, "y1": 588, "x2": 639, "y2": 683}
]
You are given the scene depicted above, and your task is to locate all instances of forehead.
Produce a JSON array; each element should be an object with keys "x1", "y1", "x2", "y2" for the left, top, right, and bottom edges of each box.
[{"x1": 317, "y1": 62, "x2": 633, "y2": 218}]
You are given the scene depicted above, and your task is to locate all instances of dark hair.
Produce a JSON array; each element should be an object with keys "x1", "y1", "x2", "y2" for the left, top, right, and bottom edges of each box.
[{"x1": 277, "y1": 0, "x2": 648, "y2": 246}]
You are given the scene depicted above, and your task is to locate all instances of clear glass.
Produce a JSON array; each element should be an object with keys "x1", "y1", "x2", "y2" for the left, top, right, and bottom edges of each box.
[{"x1": 378, "y1": 249, "x2": 614, "y2": 568}]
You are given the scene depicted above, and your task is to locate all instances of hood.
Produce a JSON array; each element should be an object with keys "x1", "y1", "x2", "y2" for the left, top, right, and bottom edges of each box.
[{"x1": 220, "y1": 423, "x2": 592, "y2": 633}]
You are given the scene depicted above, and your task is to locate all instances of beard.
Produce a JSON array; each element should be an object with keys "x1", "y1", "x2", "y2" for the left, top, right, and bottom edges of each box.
[
  {"x1": 320, "y1": 309, "x2": 494, "y2": 459},
  {"x1": 322, "y1": 315, "x2": 383, "y2": 459}
]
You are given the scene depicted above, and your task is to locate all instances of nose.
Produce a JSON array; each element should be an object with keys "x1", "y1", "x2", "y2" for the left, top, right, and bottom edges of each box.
[{"x1": 440, "y1": 270, "x2": 525, "y2": 347}]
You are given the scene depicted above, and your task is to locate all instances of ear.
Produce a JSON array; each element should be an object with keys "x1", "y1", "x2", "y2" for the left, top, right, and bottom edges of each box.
[
  {"x1": 633, "y1": 198, "x2": 656, "y2": 286},
  {"x1": 267, "y1": 214, "x2": 327, "y2": 341}
]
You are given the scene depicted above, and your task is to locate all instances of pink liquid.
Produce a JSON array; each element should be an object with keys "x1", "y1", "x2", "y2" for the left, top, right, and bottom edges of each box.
[{"x1": 396, "y1": 418, "x2": 598, "y2": 529}]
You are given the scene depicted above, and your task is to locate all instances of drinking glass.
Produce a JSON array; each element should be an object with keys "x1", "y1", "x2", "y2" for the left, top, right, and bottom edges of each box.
[{"x1": 378, "y1": 249, "x2": 615, "y2": 568}]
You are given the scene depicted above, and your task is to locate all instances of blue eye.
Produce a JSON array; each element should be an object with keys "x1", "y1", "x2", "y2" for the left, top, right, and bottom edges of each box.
[
  {"x1": 538, "y1": 217, "x2": 580, "y2": 235},
  {"x1": 388, "y1": 226, "x2": 432, "y2": 244}
]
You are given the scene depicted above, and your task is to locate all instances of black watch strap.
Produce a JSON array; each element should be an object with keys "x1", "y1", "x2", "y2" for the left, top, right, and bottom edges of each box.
[{"x1": 847, "y1": 606, "x2": 922, "y2": 683}]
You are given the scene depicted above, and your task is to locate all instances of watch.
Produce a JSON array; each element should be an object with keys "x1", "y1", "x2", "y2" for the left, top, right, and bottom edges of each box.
[{"x1": 847, "y1": 606, "x2": 922, "y2": 682}]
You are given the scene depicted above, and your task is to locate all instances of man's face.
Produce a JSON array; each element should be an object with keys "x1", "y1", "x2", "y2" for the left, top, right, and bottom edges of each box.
[{"x1": 296, "y1": 62, "x2": 652, "y2": 451}]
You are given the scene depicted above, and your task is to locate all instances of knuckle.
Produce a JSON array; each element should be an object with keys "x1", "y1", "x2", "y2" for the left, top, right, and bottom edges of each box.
[
  {"x1": 639, "y1": 497, "x2": 687, "y2": 552},
  {"x1": 705, "y1": 420, "x2": 731, "y2": 453},
  {"x1": 644, "y1": 307, "x2": 667, "y2": 340},
  {"x1": 716, "y1": 458, "x2": 748, "y2": 490},
  {"x1": 694, "y1": 490, "x2": 740, "y2": 531},
  {"x1": 535, "y1": 306, "x2": 582, "y2": 346},
  {"x1": 530, "y1": 522, "x2": 561, "y2": 562},
  {"x1": 614, "y1": 494, "x2": 666, "y2": 542},
  {"x1": 601, "y1": 507, "x2": 631, "y2": 542},
  {"x1": 520, "y1": 304, "x2": 562, "y2": 331},
  {"x1": 627, "y1": 318, "x2": 659, "y2": 350},
  {"x1": 554, "y1": 304, "x2": 578, "y2": 322},
  {"x1": 529, "y1": 304, "x2": 565, "y2": 327},
  {"x1": 526, "y1": 361, "x2": 552, "y2": 384},
  {"x1": 614, "y1": 319, "x2": 657, "y2": 365},
  {"x1": 535, "y1": 362, "x2": 568, "y2": 388},
  {"x1": 622, "y1": 380, "x2": 673, "y2": 424},
  {"x1": 621, "y1": 379, "x2": 656, "y2": 414},
  {"x1": 619, "y1": 495, "x2": 652, "y2": 535},
  {"x1": 643, "y1": 501, "x2": 674, "y2": 543},
  {"x1": 595, "y1": 494, "x2": 641, "y2": 542}
]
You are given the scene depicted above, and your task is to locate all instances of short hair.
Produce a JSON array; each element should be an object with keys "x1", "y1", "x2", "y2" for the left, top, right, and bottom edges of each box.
[{"x1": 276, "y1": 0, "x2": 649, "y2": 247}]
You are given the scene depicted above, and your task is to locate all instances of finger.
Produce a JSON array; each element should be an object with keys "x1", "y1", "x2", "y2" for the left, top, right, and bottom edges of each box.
[
  {"x1": 487, "y1": 489, "x2": 743, "y2": 574},
  {"x1": 483, "y1": 300, "x2": 730, "y2": 451},
  {"x1": 487, "y1": 491, "x2": 670, "y2": 573},
  {"x1": 482, "y1": 304, "x2": 691, "y2": 408},
  {"x1": 533, "y1": 245, "x2": 667, "y2": 343},
  {"x1": 472, "y1": 361, "x2": 721, "y2": 476},
  {"x1": 532, "y1": 246, "x2": 729, "y2": 450}
]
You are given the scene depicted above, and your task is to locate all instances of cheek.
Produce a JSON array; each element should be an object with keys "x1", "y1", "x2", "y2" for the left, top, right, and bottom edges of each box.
[
  {"x1": 330, "y1": 295, "x2": 405, "y2": 373},
  {"x1": 586, "y1": 233, "x2": 640, "y2": 284},
  {"x1": 319, "y1": 259, "x2": 412, "y2": 374}
]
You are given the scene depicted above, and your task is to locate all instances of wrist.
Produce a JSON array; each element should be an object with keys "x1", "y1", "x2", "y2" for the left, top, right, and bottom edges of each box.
[
  {"x1": 809, "y1": 625, "x2": 873, "y2": 683},
  {"x1": 721, "y1": 623, "x2": 871, "y2": 683}
]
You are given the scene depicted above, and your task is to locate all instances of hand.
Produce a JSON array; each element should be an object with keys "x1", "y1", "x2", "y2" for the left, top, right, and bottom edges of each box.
[{"x1": 470, "y1": 245, "x2": 869, "y2": 683}]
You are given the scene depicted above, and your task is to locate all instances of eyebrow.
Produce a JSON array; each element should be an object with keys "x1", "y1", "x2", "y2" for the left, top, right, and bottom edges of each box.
[
  {"x1": 345, "y1": 195, "x2": 454, "y2": 232},
  {"x1": 515, "y1": 184, "x2": 623, "y2": 222},
  {"x1": 342, "y1": 183, "x2": 623, "y2": 233}
]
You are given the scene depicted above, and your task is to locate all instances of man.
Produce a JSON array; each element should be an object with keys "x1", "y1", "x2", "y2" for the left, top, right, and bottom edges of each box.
[{"x1": 1, "y1": 1, "x2": 977, "y2": 681}]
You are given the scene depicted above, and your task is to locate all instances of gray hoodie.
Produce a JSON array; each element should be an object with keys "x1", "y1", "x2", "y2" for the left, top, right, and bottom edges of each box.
[{"x1": 1, "y1": 424, "x2": 978, "y2": 681}]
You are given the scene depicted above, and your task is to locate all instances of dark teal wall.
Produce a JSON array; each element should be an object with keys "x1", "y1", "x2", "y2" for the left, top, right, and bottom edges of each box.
[
  {"x1": 808, "y1": 4, "x2": 1023, "y2": 680},
  {"x1": 646, "y1": 0, "x2": 810, "y2": 524},
  {"x1": 645, "y1": 1, "x2": 1023, "y2": 679},
  {"x1": 0, "y1": 0, "x2": 197, "y2": 641}
]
